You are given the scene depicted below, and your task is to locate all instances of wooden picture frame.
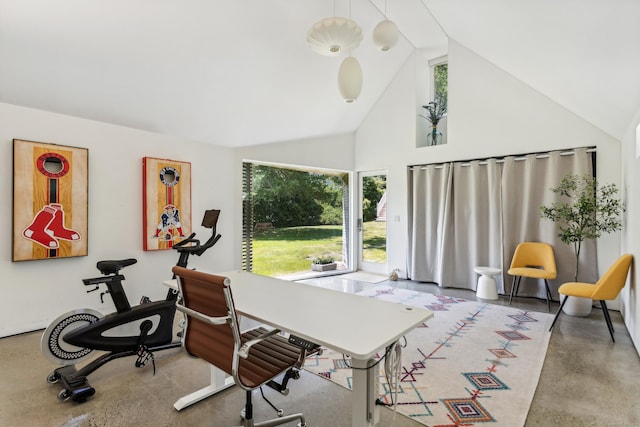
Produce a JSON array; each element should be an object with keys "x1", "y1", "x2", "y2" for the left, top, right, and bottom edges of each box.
[
  {"x1": 12, "y1": 139, "x2": 89, "y2": 261},
  {"x1": 142, "y1": 157, "x2": 192, "y2": 251}
]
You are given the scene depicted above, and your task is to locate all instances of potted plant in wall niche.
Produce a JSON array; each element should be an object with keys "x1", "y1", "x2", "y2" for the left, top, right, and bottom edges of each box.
[
  {"x1": 540, "y1": 173, "x2": 623, "y2": 316},
  {"x1": 311, "y1": 255, "x2": 337, "y2": 272},
  {"x1": 420, "y1": 93, "x2": 447, "y2": 146}
]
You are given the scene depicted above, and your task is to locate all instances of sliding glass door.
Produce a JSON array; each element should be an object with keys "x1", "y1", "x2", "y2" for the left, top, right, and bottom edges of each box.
[{"x1": 358, "y1": 171, "x2": 387, "y2": 274}]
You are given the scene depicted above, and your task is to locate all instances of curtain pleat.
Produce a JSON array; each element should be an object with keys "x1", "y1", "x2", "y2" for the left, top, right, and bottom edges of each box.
[
  {"x1": 407, "y1": 148, "x2": 597, "y2": 298},
  {"x1": 441, "y1": 159, "x2": 504, "y2": 289},
  {"x1": 407, "y1": 163, "x2": 451, "y2": 282}
]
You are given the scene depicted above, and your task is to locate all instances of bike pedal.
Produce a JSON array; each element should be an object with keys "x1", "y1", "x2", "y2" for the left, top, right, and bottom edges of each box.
[{"x1": 135, "y1": 346, "x2": 156, "y2": 375}]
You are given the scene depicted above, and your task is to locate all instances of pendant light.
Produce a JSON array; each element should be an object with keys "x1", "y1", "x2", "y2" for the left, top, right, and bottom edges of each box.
[
  {"x1": 307, "y1": 17, "x2": 363, "y2": 56},
  {"x1": 307, "y1": 0, "x2": 362, "y2": 56},
  {"x1": 372, "y1": 0, "x2": 399, "y2": 51},
  {"x1": 372, "y1": 20, "x2": 399, "y2": 51},
  {"x1": 337, "y1": 56, "x2": 362, "y2": 103}
]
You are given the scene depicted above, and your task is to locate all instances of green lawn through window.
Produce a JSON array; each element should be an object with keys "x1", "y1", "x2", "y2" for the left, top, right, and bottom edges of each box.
[{"x1": 252, "y1": 222, "x2": 386, "y2": 276}]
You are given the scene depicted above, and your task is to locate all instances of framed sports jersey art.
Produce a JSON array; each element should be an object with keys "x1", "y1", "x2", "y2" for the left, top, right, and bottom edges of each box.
[
  {"x1": 12, "y1": 139, "x2": 89, "y2": 261},
  {"x1": 142, "y1": 157, "x2": 192, "y2": 251}
]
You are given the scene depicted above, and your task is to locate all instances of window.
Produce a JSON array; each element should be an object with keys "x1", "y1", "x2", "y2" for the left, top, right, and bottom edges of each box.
[
  {"x1": 434, "y1": 62, "x2": 448, "y2": 101},
  {"x1": 428, "y1": 55, "x2": 448, "y2": 145},
  {"x1": 417, "y1": 54, "x2": 448, "y2": 148},
  {"x1": 242, "y1": 162, "x2": 351, "y2": 278}
]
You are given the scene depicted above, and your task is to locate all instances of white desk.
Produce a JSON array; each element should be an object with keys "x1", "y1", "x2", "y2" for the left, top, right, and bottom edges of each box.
[{"x1": 166, "y1": 271, "x2": 433, "y2": 427}]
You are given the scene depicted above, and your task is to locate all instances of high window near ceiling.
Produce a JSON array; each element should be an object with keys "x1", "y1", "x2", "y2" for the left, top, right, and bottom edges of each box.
[
  {"x1": 242, "y1": 162, "x2": 350, "y2": 278},
  {"x1": 417, "y1": 55, "x2": 448, "y2": 147}
]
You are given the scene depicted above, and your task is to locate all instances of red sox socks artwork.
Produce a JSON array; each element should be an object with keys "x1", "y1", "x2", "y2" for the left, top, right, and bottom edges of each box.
[
  {"x1": 22, "y1": 203, "x2": 81, "y2": 249},
  {"x1": 12, "y1": 140, "x2": 89, "y2": 261}
]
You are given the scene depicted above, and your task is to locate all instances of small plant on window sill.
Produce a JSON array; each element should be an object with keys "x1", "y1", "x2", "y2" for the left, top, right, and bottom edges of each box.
[
  {"x1": 420, "y1": 93, "x2": 447, "y2": 145},
  {"x1": 311, "y1": 255, "x2": 337, "y2": 271},
  {"x1": 312, "y1": 255, "x2": 335, "y2": 265}
]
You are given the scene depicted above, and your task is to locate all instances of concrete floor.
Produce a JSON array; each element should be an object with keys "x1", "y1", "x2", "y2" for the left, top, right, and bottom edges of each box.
[{"x1": 1, "y1": 277, "x2": 639, "y2": 427}]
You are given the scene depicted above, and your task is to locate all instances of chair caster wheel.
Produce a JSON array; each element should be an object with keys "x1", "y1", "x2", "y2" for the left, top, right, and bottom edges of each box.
[
  {"x1": 277, "y1": 409, "x2": 284, "y2": 417},
  {"x1": 47, "y1": 372, "x2": 60, "y2": 384},
  {"x1": 58, "y1": 389, "x2": 72, "y2": 401}
]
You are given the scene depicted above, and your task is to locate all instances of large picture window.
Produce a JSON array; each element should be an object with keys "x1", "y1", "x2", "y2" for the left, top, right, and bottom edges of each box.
[{"x1": 242, "y1": 162, "x2": 350, "y2": 278}]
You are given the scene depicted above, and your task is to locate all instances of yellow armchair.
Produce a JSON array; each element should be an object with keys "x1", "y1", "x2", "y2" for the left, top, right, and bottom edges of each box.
[
  {"x1": 549, "y1": 254, "x2": 633, "y2": 342},
  {"x1": 508, "y1": 242, "x2": 557, "y2": 311}
]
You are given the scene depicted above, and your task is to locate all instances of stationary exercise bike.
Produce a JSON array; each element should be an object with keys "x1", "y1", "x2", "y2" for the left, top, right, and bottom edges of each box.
[{"x1": 41, "y1": 209, "x2": 222, "y2": 402}]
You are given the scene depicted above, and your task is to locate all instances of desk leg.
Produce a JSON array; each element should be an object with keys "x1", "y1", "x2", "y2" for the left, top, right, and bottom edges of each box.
[
  {"x1": 351, "y1": 357, "x2": 380, "y2": 427},
  {"x1": 173, "y1": 365, "x2": 235, "y2": 411}
]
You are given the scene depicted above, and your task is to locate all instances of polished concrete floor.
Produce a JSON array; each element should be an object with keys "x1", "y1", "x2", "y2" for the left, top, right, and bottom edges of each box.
[{"x1": 1, "y1": 277, "x2": 639, "y2": 427}]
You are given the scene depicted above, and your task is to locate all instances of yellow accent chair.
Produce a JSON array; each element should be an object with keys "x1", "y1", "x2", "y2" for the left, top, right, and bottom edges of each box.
[
  {"x1": 508, "y1": 242, "x2": 557, "y2": 311},
  {"x1": 549, "y1": 254, "x2": 633, "y2": 342}
]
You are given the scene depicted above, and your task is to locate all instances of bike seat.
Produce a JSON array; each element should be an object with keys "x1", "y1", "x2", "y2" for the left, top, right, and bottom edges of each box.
[{"x1": 97, "y1": 258, "x2": 137, "y2": 275}]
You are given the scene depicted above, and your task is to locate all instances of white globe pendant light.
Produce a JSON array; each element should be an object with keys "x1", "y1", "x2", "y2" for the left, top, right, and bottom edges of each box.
[
  {"x1": 337, "y1": 56, "x2": 362, "y2": 103},
  {"x1": 372, "y1": 20, "x2": 399, "y2": 51}
]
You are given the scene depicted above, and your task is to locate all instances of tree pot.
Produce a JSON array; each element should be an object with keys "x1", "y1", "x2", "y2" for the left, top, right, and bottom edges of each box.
[{"x1": 562, "y1": 296, "x2": 593, "y2": 317}]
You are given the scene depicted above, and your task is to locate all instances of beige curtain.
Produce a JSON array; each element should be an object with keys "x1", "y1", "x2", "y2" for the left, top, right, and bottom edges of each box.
[
  {"x1": 407, "y1": 147, "x2": 597, "y2": 299},
  {"x1": 440, "y1": 159, "x2": 504, "y2": 289},
  {"x1": 407, "y1": 163, "x2": 452, "y2": 283},
  {"x1": 501, "y1": 148, "x2": 596, "y2": 299}
]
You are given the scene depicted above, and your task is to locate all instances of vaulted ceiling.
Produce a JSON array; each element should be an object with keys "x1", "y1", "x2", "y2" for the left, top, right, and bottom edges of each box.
[{"x1": 1, "y1": 0, "x2": 638, "y2": 147}]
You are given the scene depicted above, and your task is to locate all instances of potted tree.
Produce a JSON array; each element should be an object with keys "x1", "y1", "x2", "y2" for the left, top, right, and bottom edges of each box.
[{"x1": 540, "y1": 173, "x2": 623, "y2": 315}]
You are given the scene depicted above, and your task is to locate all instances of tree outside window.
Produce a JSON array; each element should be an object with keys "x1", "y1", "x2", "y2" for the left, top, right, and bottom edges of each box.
[{"x1": 434, "y1": 62, "x2": 448, "y2": 101}]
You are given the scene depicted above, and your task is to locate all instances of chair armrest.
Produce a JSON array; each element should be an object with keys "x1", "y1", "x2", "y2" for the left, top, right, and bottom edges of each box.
[
  {"x1": 238, "y1": 328, "x2": 282, "y2": 359},
  {"x1": 176, "y1": 302, "x2": 232, "y2": 326}
]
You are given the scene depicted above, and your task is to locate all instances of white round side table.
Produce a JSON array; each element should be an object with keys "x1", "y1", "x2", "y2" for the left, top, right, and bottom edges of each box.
[{"x1": 474, "y1": 266, "x2": 501, "y2": 300}]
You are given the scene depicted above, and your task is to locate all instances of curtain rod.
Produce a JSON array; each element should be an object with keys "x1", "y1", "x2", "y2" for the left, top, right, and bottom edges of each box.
[{"x1": 408, "y1": 147, "x2": 596, "y2": 170}]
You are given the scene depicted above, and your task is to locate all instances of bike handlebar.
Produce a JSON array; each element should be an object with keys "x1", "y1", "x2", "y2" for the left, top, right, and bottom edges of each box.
[
  {"x1": 173, "y1": 232, "x2": 198, "y2": 248},
  {"x1": 175, "y1": 232, "x2": 221, "y2": 256},
  {"x1": 195, "y1": 233, "x2": 221, "y2": 255}
]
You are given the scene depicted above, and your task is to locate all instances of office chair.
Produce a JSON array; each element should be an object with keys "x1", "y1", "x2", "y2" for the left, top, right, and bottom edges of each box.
[
  {"x1": 549, "y1": 254, "x2": 633, "y2": 342},
  {"x1": 172, "y1": 266, "x2": 307, "y2": 427},
  {"x1": 508, "y1": 242, "x2": 557, "y2": 311}
]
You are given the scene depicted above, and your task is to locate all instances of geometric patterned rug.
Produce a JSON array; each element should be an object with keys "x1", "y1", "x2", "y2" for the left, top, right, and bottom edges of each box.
[{"x1": 304, "y1": 285, "x2": 554, "y2": 426}]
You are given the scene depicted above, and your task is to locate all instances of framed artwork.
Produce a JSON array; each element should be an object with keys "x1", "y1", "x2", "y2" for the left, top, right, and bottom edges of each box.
[
  {"x1": 12, "y1": 139, "x2": 88, "y2": 261},
  {"x1": 142, "y1": 157, "x2": 192, "y2": 251}
]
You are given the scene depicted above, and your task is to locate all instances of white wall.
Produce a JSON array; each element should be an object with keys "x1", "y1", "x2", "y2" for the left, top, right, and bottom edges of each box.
[
  {"x1": 0, "y1": 103, "x2": 237, "y2": 337},
  {"x1": 356, "y1": 39, "x2": 622, "y2": 286},
  {"x1": 237, "y1": 133, "x2": 354, "y2": 172},
  {"x1": 621, "y1": 108, "x2": 640, "y2": 351}
]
